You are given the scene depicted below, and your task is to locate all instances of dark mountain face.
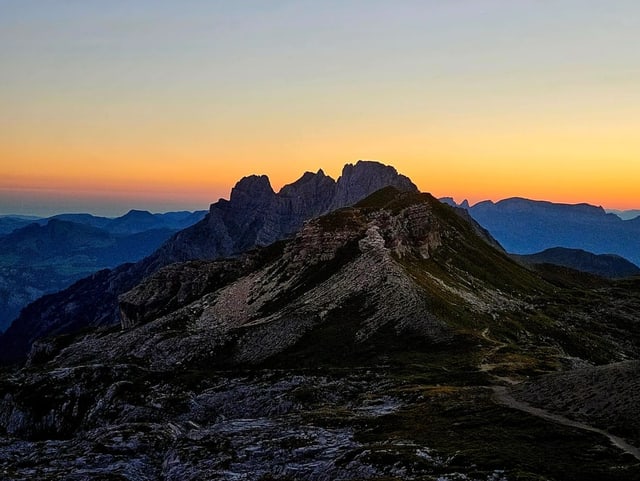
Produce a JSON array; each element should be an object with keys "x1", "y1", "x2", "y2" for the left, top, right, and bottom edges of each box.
[
  {"x1": 608, "y1": 209, "x2": 640, "y2": 220},
  {"x1": 515, "y1": 247, "x2": 640, "y2": 279},
  {"x1": 446, "y1": 197, "x2": 640, "y2": 266},
  {"x1": 1, "y1": 188, "x2": 639, "y2": 480},
  {"x1": 0, "y1": 161, "x2": 417, "y2": 363},
  {"x1": 0, "y1": 215, "x2": 43, "y2": 235},
  {"x1": 0, "y1": 220, "x2": 178, "y2": 333},
  {"x1": 0, "y1": 210, "x2": 206, "y2": 334}
]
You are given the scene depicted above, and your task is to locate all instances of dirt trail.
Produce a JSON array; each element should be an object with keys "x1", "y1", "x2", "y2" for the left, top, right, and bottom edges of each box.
[
  {"x1": 480, "y1": 329, "x2": 640, "y2": 461},
  {"x1": 478, "y1": 328, "x2": 518, "y2": 385},
  {"x1": 492, "y1": 386, "x2": 640, "y2": 462}
]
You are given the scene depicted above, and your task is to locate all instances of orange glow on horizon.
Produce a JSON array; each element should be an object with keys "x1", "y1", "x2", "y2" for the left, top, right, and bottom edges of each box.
[{"x1": 2, "y1": 104, "x2": 639, "y2": 212}]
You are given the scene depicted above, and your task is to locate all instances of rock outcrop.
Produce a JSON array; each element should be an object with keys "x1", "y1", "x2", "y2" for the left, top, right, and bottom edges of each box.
[{"x1": 147, "y1": 161, "x2": 416, "y2": 267}]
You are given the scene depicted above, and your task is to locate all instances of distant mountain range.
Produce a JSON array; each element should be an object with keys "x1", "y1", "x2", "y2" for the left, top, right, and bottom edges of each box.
[
  {"x1": 515, "y1": 247, "x2": 640, "y2": 279},
  {"x1": 0, "y1": 215, "x2": 41, "y2": 235},
  {"x1": 0, "y1": 209, "x2": 207, "y2": 236},
  {"x1": 0, "y1": 210, "x2": 206, "y2": 333},
  {"x1": 607, "y1": 209, "x2": 640, "y2": 221},
  {"x1": 441, "y1": 197, "x2": 640, "y2": 266},
  {"x1": 2, "y1": 163, "x2": 638, "y2": 362}
]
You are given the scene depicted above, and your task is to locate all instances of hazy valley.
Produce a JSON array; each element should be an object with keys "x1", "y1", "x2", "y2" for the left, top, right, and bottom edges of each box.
[{"x1": 0, "y1": 210, "x2": 207, "y2": 333}]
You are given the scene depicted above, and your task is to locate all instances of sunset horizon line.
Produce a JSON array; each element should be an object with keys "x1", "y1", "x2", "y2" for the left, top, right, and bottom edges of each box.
[{"x1": 1, "y1": 159, "x2": 638, "y2": 218}]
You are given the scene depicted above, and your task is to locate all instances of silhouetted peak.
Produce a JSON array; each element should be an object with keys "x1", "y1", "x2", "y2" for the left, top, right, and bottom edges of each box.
[
  {"x1": 331, "y1": 160, "x2": 417, "y2": 209},
  {"x1": 439, "y1": 197, "x2": 457, "y2": 207},
  {"x1": 121, "y1": 209, "x2": 154, "y2": 219},
  {"x1": 230, "y1": 175, "x2": 275, "y2": 200},
  {"x1": 279, "y1": 170, "x2": 336, "y2": 197}
]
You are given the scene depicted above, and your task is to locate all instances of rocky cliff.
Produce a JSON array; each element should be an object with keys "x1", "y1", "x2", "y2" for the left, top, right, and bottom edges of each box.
[{"x1": 0, "y1": 161, "x2": 416, "y2": 363}]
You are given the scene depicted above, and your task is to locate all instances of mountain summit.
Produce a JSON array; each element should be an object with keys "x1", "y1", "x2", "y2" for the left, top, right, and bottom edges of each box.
[
  {"x1": 0, "y1": 161, "x2": 416, "y2": 363},
  {"x1": 149, "y1": 160, "x2": 416, "y2": 265}
]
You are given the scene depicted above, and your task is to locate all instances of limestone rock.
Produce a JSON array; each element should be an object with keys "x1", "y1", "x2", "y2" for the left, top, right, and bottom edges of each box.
[{"x1": 330, "y1": 161, "x2": 417, "y2": 210}]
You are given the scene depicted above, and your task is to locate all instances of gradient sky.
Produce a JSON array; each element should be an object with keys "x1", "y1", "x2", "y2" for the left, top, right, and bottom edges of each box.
[{"x1": 1, "y1": 0, "x2": 639, "y2": 216}]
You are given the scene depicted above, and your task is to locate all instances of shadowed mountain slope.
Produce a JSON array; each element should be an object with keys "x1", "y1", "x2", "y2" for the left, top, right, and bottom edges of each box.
[
  {"x1": 0, "y1": 220, "x2": 180, "y2": 333},
  {"x1": 442, "y1": 197, "x2": 640, "y2": 266},
  {"x1": 515, "y1": 247, "x2": 640, "y2": 279},
  {"x1": 0, "y1": 215, "x2": 43, "y2": 235}
]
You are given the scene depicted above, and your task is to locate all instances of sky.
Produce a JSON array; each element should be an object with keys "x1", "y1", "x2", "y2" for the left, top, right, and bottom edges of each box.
[{"x1": 1, "y1": 0, "x2": 639, "y2": 216}]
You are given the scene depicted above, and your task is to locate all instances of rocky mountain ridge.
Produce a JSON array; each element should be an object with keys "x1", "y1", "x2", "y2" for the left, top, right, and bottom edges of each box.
[
  {"x1": 148, "y1": 161, "x2": 416, "y2": 266},
  {"x1": 0, "y1": 161, "x2": 416, "y2": 363}
]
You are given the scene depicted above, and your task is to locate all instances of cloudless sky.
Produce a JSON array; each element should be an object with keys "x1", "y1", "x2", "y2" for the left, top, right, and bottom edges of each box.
[{"x1": 1, "y1": 0, "x2": 639, "y2": 215}]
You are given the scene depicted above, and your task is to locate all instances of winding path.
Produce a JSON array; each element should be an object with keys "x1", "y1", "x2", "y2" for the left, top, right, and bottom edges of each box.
[
  {"x1": 479, "y1": 328, "x2": 640, "y2": 461},
  {"x1": 478, "y1": 328, "x2": 518, "y2": 385},
  {"x1": 492, "y1": 386, "x2": 640, "y2": 462}
]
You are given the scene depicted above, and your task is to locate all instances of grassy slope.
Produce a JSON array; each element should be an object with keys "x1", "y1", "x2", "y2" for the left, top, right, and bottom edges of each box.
[{"x1": 262, "y1": 190, "x2": 640, "y2": 479}]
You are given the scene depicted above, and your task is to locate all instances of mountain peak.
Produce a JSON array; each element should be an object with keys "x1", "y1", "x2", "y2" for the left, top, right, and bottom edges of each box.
[
  {"x1": 230, "y1": 174, "x2": 275, "y2": 199},
  {"x1": 331, "y1": 160, "x2": 417, "y2": 209},
  {"x1": 122, "y1": 209, "x2": 154, "y2": 218}
]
